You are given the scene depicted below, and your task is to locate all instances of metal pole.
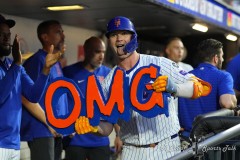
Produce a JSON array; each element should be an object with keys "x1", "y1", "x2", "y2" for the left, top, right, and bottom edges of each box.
[{"x1": 168, "y1": 123, "x2": 240, "y2": 160}]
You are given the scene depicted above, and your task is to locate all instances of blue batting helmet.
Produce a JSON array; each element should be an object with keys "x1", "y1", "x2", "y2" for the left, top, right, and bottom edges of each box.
[
  {"x1": 106, "y1": 16, "x2": 138, "y2": 53},
  {"x1": 105, "y1": 16, "x2": 136, "y2": 38}
]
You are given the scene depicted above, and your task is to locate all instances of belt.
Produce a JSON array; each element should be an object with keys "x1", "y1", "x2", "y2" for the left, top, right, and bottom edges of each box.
[{"x1": 124, "y1": 133, "x2": 178, "y2": 148}]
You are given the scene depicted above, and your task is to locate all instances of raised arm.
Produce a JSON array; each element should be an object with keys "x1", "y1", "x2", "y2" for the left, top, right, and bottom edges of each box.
[
  {"x1": 11, "y1": 34, "x2": 22, "y2": 65},
  {"x1": 22, "y1": 44, "x2": 64, "y2": 102},
  {"x1": 42, "y1": 44, "x2": 64, "y2": 75}
]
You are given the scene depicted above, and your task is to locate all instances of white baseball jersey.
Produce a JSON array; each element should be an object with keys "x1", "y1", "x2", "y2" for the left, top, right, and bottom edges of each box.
[
  {"x1": 0, "y1": 148, "x2": 20, "y2": 160},
  {"x1": 179, "y1": 62, "x2": 193, "y2": 72},
  {"x1": 101, "y1": 54, "x2": 193, "y2": 159}
]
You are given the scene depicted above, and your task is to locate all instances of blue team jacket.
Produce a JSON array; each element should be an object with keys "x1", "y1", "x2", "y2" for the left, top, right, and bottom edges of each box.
[
  {"x1": 20, "y1": 49, "x2": 68, "y2": 141},
  {"x1": 0, "y1": 57, "x2": 48, "y2": 149}
]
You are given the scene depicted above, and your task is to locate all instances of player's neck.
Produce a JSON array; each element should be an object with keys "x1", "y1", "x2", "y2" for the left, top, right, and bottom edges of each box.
[
  {"x1": 0, "y1": 56, "x2": 5, "y2": 61},
  {"x1": 42, "y1": 46, "x2": 59, "y2": 54},
  {"x1": 84, "y1": 63, "x2": 97, "y2": 72},
  {"x1": 118, "y1": 51, "x2": 139, "y2": 71}
]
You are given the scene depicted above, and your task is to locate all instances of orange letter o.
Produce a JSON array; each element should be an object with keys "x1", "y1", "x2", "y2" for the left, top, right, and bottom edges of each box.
[{"x1": 45, "y1": 80, "x2": 81, "y2": 128}]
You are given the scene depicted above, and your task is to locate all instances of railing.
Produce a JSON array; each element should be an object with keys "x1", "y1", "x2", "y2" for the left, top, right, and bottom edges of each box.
[
  {"x1": 169, "y1": 123, "x2": 240, "y2": 160},
  {"x1": 169, "y1": 108, "x2": 240, "y2": 160}
]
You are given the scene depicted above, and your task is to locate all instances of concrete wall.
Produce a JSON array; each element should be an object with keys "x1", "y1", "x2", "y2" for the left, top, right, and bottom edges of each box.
[{"x1": 3, "y1": 13, "x2": 101, "y2": 66}]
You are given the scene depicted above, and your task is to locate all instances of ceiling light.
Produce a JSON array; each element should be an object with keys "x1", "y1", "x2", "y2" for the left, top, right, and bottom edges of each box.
[
  {"x1": 192, "y1": 23, "x2": 208, "y2": 32},
  {"x1": 46, "y1": 5, "x2": 85, "y2": 11},
  {"x1": 226, "y1": 34, "x2": 238, "y2": 41}
]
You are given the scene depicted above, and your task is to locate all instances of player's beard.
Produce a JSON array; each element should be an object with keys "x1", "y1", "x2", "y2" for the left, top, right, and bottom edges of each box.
[
  {"x1": 0, "y1": 45, "x2": 11, "y2": 57},
  {"x1": 55, "y1": 41, "x2": 65, "y2": 53},
  {"x1": 89, "y1": 59, "x2": 102, "y2": 69},
  {"x1": 90, "y1": 63, "x2": 101, "y2": 70},
  {"x1": 216, "y1": 58, "x2": 222, "y2": 69}
]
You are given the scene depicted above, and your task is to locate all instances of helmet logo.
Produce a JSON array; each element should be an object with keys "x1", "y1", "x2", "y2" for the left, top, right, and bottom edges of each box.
[{"x1": 114, "y1": 18, "x2": 121, "y2": 28}]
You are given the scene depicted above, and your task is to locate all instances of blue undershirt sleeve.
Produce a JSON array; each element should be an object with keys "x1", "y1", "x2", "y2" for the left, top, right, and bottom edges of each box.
[
  {"x1": 219, "y1": 72, "x2": 235, "y2": 95},
  {"x1": 0, "y1": 64, "x2": 21, "y2": 104},
  {"x1": 21, "y1": 67, "x2": 49, "y2": 103}
]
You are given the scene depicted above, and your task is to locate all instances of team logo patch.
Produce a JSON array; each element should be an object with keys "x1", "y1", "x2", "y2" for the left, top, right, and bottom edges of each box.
[
  {"x1": 97, "y1": 76, "x2": 105, "y2": 83},
  {"x1": 172, "y1": 62, "x2": 179, "y2": 68},
  {"x1": 115, "y1": 18, "x2": 121, "y2": 27},
  {"x1": 179, "y1": 70, "x2": 188, "y2": 75}
]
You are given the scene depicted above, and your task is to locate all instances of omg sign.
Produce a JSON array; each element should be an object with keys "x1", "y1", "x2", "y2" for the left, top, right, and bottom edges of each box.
[{"x1": 45, "y1": 64, "x2": 170, "y2": 134}]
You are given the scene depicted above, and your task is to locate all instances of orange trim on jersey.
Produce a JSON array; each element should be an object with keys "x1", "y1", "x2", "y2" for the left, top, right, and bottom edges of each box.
[
  {"x1": 45, "y1": 80, "x2": 81, "y2": 128},
  {"x1": 86, "y1": 70, "x2": 125, "y2": 118},
  {"x1": 131, "y1": 66, "x2": 164, "y2": 111}
]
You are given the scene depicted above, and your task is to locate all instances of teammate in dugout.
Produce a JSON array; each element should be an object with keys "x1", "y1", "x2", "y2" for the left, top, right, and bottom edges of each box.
[
  {"x1": 178, "y1": 39, "x2": 237, "y2": 138},
  {"x1": 74, "y1": 16, "x2": 212, "y2": 160},
  {"x1": 63, "y1": 37, "x2": 112, "y2": 160},
  {"x1": 0, "y1": 15, "x2": 62, "y2": 160},
  {"x1": 20, "y1": 20, "x2": 67, "y2": 160}
]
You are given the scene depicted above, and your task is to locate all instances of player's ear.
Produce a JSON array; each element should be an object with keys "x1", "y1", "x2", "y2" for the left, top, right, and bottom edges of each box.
[
  {"x1": 165, "y1": 47, "x2": 170, "y2": 56},
  {"x1": 213, "y1": 54, "x2": 218, "y2": 64},
  {"x1": 41, "y1": 33, "x2": 48, "y2": 43}
]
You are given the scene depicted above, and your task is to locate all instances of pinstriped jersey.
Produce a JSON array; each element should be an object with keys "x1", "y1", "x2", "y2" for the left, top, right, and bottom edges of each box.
[{"x1": 101, "y1": 54, "x2": 193, "y2": 145}]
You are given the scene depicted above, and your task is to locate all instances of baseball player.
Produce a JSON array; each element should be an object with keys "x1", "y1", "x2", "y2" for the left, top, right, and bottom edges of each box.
[
  {"x1": 20, "y1": 20, "x2": 67, "y2": 160},
  {"x1": 0, "y1": 15, "x2": 62, "y2": 160},
  {"x1": 74, "y1": 16, "x2": 211, "y2": 160},
  {"x1": 63, "y1": 37, "x2": 111, "y2": 160},
  {"x1": 178, "y1": 39, "x2": 237, "y2": 146},
  {"x1": 165, "y1": 37, "x2": 193, "y2": 113},
  {"x1": 226, "y1": 49, "x2": 240, "y2": 104},
  {"x1": 165, "y1": 37, "x2": 193, "y2": 72}
]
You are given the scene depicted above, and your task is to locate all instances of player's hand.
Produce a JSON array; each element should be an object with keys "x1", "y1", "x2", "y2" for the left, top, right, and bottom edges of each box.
[
  {"x1": 69, "y1": 132, "x2": 76, "y2": 138},
  {"x1": 47, "y1": 125, "x2": 62, "y2": 138},
  {"x1": 114, "y1": 136, "x2": 123, "y2": 153},
  {"x1": 42, "y1": 45, "x2": 64, "y2": 75},
  {"x1": 75, "y1": 116, "x2": 98, "y2": 134},
  {"x1": 152, "y1": 75, "x2": 177, "y2": 94},
  {"x1": 12, "y1": 34, "x2": 22, "y2": 65}
]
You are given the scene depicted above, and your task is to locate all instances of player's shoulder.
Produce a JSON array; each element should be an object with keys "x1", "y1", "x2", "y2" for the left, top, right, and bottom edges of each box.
[
  {"x1": 228, "y1": 54, "x2": 240, "y2": 66},
  {"x1": 5, "y1": 57, "x2": 13, "y2": 63},
  {"x1": 207, "y1": 68, "x2": 233, "y2": 83},
  {"x1": 179, "y1": 62, "x2": 193, "y2": 71},
  {"x1": 23, "y1": 49, "x2": 45, "y2": 67},
  {"x1": 208, "y1": 66, "x2": 232, "y2": 78},
  {"x1": 220, "y1": 70, "x2": 233, "y2": 79},
  {"x1": 231, "y1": 53, "x2": 240, "y2": 61},
  {"x1": 100, "y1": 65, "x2": 111, "y2": 72},
  {"x1": 140, "y1": 54, "x2": 159, "y2": 59},
  {"x1": 101, "y1": 66, "x2": 117, "y2": 81},
  {"x1": 63, "y1": 62, "x2": 83, "y2": 75},
  {"x1": 139, "y1": 54, "x2": 179, "y2": 71},
  {"x1": 139, "y1": 54, "x2": 166, "y2": 64}
]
